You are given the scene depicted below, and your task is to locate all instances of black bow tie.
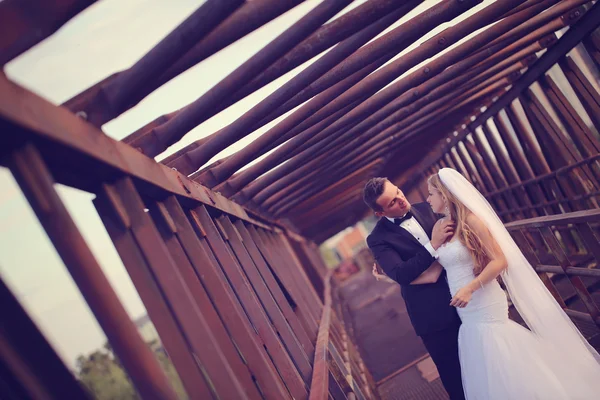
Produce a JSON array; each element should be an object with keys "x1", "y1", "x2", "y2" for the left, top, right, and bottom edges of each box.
[{"x1": 394, "y1": 211, "x2": 413, "y2": 225}]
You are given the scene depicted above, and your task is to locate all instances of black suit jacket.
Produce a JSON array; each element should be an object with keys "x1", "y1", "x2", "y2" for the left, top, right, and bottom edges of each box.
[{"x1": 366, "y1": 202, "x2": 461, "y2": 336}]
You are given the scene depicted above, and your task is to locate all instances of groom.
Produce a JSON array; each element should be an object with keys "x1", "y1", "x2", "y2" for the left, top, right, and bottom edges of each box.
[{"x1": 363, "y1": 177, "x2": 464, "y2": 400}]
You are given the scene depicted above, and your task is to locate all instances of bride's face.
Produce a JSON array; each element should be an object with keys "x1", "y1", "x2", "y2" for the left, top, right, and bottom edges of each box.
[{"x1": 427, "y1": 184, "x2": 445, "y2": 214}]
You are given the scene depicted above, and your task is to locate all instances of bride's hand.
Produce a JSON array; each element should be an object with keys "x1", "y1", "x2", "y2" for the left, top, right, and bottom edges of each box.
[
  {"x1": 450, "y1": 286, "x2": 474, "y2": 308},
  {"x1": 431, "y1": 219, "x2": 455, "y2": 250}
]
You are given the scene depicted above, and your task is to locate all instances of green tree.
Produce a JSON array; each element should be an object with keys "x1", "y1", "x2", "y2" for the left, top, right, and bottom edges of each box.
[
  {"x1": 76, "y1": 350, "x2": 137, "y2": 400},
  {"x1": 76, "y1": 340, "x2": 187, "y2": 399}
]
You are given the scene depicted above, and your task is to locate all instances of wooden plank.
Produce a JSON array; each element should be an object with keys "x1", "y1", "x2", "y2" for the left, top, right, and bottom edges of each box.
[
  {"x1": 234, "y1": 219, "x2": 315, "y2": 357},
  {"x1": 0, "y1": 0, "x2": 96, "y2": 65},
  {"x1": 535, "y1": 264, "x2": 600, "y2": 277},
  {"x1": 192, "y1": 205, "x2": 309, "y2": 398},
  {"x1": 525, "y1": 88, "x2": 596, "y2": 210},
  {"x1": 262, "y1": 231, "x2": 323, "y2": 329},
  {"x1": 559, "y1": 55, "x2": 600, "y2": 133},
  {"x1": 575, "y1": 222, "x2": 600, "y2": 262},
  {"x1": 350, "y1": 342, "x2": 379, "y2": 399},
  {"x1": 283, "y1": 237, "x2": 327, "y2": 317},
  {"x1": 94, "y1": 189, "x2": 213, "y2": 399},
  {"x1": 539, "y1": 226, "x2": 600, "y2": 327},
  {"x1": 161, "y1": 196, "x2": 291, "y2": 399},
  {"x1": 328, "y1": 342, "x2": 353, "y2": 395},
  {"x1": 565, "y1": 309, "x2": 600, "y2": 326},
  {"x1": 310, "y1": 272, "x2": 332, "y2": 400},
  {"x1": 110, "y1": 177, "x2": 251, "y2": 399},
  {"x1": 272, "y1": 232, "x2": 325, "y2": 312},
  {"x1": 0, "y1": 73, "x2": 274, "y2": 231},
  {"x1": 218, "y1": 216, "x2": 314, "y2": 378},
  {"x1": 328, "y1": 370, "x2": 349, "y2": 400},
  {"x1": 511, "y1": 229, "x2": 566, "y2": 308},
  {"x1": 541, "y1": 74, "x2": 600, "y2": 156},
  {"x1": 68, "y1": 0, "x2": 244, "y2": 127},
  {"x1": 147, "y1": 200, "x2": 262, "y2": 399},
  {"x1": 505, "y1": 209, "x2": 600, "y2": 229},
  {"x1": 7, "y1": 144, "x2": 179, "y2": 399},
  {"x1": 248, "y1": 226, "x2": 321, "y2": 336}
]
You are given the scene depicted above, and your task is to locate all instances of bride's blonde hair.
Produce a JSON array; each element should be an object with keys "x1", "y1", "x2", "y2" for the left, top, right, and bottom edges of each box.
[{"x1": 428, "y1": 173, "x2": 490, "y2": 274}]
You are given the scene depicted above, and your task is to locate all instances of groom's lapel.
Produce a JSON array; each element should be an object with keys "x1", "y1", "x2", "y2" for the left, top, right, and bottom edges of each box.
[
  {"x1": 411, "y1": 206, "x2": 434, "y2": 239},
  {"x1": 383, "y1": 217, "x2": 420, "y2": 247}
]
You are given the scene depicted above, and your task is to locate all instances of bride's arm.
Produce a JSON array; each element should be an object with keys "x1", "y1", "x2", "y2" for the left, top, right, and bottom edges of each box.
[
  {"x1": 450, "y1": 214, "x2": 508, "y2": 308},
  {"x1": 410, "y1": 261, "x2": 443, "y2": 284}
]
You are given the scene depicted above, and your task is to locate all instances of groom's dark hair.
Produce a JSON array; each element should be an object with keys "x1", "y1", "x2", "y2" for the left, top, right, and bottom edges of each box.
[{"x1": 363, "y1": 177, "x2": 388, "y2": 212}]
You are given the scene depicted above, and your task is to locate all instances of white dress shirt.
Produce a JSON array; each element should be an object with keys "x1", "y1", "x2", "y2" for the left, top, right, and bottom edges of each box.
[{"x1": 386, "y1": 215, "x2": 438, "y2": 259}]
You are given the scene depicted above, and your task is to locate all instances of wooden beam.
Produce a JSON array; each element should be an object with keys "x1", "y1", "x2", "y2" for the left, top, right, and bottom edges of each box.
[
  {"x1": 0, "y1": 0, "x2": 96, "y2": 65},
  {"x1": 0, "y1": 72, "x2": 275, "y2": 231}
]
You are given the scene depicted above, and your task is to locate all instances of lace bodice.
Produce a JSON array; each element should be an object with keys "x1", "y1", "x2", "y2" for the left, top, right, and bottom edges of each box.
[
  {"x1": 437, "y1": 240, "x2": 508, "y2": 325},
  {"x1": 436, "y1": 240, "x2": 477, "y2": 295}
]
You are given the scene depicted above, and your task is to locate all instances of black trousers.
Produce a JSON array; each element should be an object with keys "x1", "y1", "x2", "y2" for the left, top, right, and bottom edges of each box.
[{"x1": 420, "y1": 325, "x2": 465, "y2": 400}]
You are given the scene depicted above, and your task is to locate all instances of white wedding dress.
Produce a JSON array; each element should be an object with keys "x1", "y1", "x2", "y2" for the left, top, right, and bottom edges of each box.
[
  {"x1": 437, "y1": 240, "x2": 571, "y2": 399},
  {"x1": 435, "y1": 168, "x2": 600, "y2": 399}
]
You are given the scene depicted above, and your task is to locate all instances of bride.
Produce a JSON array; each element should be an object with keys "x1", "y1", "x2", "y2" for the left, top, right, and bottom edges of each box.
[{"x1": 424, "y1": 168, "x2": 600, "y2": 399}]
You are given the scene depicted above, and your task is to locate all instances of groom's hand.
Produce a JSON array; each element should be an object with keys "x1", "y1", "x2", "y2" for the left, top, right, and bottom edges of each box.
[
  {"x1": 431, "y1": 220, "x2": 455, "y2": 250},
  {"x1": 372, "y1": 263, "x2": 381, "y2": 281}
]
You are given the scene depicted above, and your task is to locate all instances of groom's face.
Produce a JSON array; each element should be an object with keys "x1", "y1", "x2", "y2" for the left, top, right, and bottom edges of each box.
[{"x1": 375, "y1": 181, "x2": 411, "y2": 218}]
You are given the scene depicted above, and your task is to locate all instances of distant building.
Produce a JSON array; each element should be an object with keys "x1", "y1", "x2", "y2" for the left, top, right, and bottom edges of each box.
[{"x1": 320, "y1": 218, "x2": 374, "y2": 268}]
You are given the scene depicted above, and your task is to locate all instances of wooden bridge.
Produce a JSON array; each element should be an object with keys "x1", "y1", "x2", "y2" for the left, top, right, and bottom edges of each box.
[{"x1": 1, "y1": 0, "x2": 600, "y2": 398}]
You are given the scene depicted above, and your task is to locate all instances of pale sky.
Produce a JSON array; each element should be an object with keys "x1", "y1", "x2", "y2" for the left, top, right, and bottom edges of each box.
[{"x1": 1, "y1": 0, "x2": 512, "y2": 369}]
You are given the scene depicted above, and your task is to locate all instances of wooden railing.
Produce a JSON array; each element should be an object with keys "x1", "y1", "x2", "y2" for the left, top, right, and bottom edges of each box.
[
  {"x1": 3, "y1": 143, "x2": 328, "y2": 399},
  {"x1": 309, "y1": 272, "x2": 379, "y2": 400},
  {"x1": 506, "y1": 209, "x2": 600, "y2": 330},
  {"x1": 493, "y1": 154, "x2": 600, "y2": 218},
  {"x1": 0, "y1": 94, "x2": 377, "y2": 399},
  {"x1": 0, "y1": 74, "x2": 381, "y2": 398}
]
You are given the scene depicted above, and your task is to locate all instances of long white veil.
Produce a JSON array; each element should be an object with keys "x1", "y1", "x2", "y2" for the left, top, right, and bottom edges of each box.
[{"x1": 438, "y1": 168, "x2": 600, "y2": 384}]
